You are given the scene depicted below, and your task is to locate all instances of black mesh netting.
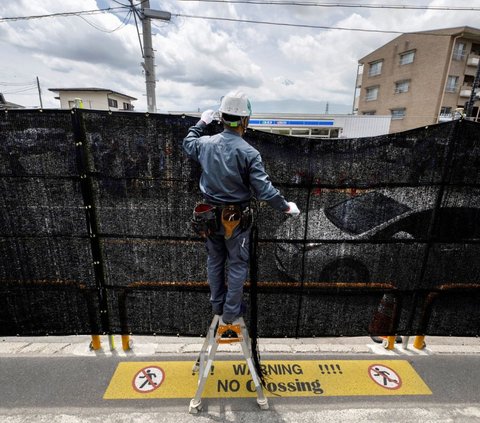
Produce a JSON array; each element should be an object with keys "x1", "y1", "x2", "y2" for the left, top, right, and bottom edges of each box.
[{"x1": 1, "y1": 109, "x2": 479, "y2": 336}]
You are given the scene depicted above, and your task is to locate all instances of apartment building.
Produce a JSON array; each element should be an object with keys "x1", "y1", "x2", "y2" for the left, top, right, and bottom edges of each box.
[
  {"x1": 354, "y1": 26, "x2": 480, "y2": 133},
  {"x1": 49, "y1": 87, "x2": 136, "y2": 111}
]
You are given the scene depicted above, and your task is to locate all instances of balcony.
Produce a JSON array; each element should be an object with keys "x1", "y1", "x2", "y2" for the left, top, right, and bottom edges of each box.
[
  {"x1": 438, "y1": 113, "x2": 453, "y2": 122},
  {"x1": 467, "y1": 54, "x2": 480, "y2": 67},
  {"x1": 460, "y1": 86, "x2": 473, "y2": 97}
]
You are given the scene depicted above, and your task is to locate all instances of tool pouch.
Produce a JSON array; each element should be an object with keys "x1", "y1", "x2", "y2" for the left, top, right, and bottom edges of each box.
[
  {"x1": 221, "y1": 205, "x2": 242, "y2": 240},
  {"x1": 191, "y1": 203, "x2": 218, "y2": 238}
]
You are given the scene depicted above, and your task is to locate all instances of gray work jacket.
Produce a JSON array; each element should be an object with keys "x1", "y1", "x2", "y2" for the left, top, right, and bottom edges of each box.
[{"x1": 183, "y1": 121, "x2": 289, "y2": 211}]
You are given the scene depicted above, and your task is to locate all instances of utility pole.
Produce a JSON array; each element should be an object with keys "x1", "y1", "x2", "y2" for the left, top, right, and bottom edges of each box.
[
  {"x1": 139, "y1": 1, "x2": 171, "y2": 113},
  {"x1": 36, "y1": 76, "x2": 43, "y2": 108}
]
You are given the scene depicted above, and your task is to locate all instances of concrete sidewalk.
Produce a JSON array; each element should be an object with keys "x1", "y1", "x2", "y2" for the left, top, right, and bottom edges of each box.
[{"x1": 1, "y1": 334, "x2": 479, "y2": 357}]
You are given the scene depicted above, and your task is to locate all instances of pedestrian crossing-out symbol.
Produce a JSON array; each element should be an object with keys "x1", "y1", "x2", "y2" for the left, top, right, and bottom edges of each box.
[
  {"x1": 368, "y1": 364, "x2": 402, "y2": 390},
  {"x1": 132, "y1": 366, "x2": 165, "y2": 393}
]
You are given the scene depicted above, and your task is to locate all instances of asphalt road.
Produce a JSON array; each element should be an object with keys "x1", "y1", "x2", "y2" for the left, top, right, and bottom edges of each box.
[{"x1": 0, "y1": 338, "x2": 480, "y2": 422}]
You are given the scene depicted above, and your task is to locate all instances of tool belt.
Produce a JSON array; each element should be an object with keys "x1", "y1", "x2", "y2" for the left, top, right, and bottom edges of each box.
[
  {"x1": 191, "y1": 202, "x2": 252, "y2": 239},
  {"x1": 191, "y1": 203, "x2": 218, "y2": 238}
]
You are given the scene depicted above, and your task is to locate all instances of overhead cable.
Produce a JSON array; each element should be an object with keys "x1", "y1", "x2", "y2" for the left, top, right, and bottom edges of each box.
[
  {"x1": 130, "y1": 0, "x2": 144, "y2": 57},
  {"x1": 174, "y1": 13, "x2": 460, "y2": 35},
  {"x1": 0, "y1": 80, "x2": 36, "y2": 86},
  {"x1": 177, "y1": 0, "x2": 480, "y2": 11},
  {"x1": 0, "y1": 6, "x2": 129, "y2": 23},
  {"x1": 77, "y1": 9, "x2": 133, "y2": 32}
]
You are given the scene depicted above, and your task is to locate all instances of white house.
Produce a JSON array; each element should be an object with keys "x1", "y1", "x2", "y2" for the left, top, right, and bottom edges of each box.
[{"x1": 48, "y1": 87, "x2": 136, "y2": 111}]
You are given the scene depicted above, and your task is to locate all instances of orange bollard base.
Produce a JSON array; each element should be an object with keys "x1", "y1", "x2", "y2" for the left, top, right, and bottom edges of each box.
[
  {"x1": 413, "y1": 335, "x2": 426, "y2": 350},
  {"x1": 385, "y1": 335, "x2": 396, "y2": 350},
  {"x1": 90, "y1": 335, "x2": 102, "y2": 350},
  {"x1": 122, "y1": 335, "x2": 132, "y2": 351}
]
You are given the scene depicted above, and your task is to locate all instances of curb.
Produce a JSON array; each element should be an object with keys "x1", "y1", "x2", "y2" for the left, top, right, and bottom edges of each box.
[{"x1": 1, "y1": 335, "x2": 479, "y2": 357}]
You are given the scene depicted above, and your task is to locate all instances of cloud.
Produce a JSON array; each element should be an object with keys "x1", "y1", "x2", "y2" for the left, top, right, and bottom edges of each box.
[
  {"x1": 1, "y1": 0, "x2": 479, "y2": 112},
  {"x1": 152, "y1": 19, "x2": 263, "y2": 90}
]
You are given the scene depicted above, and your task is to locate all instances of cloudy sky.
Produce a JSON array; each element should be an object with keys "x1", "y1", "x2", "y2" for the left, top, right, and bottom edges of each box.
[{"x1": 1, "y1": 0, "x2": 479, "y2": 113}]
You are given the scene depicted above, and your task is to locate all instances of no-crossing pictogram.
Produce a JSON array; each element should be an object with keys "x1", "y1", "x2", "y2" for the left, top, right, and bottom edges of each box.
[
  {"x1": 132, "y1": 366, "x2": 165, "y2": 393},
  {"x1": 368, "y1": 364, "x2": 402, "y2": 390}
]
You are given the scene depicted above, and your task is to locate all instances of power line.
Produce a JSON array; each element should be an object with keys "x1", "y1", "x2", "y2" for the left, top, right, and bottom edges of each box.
[
  {"x1": 110, "y1": 0, "x2": 132, "y2": 6},
  {"x1": 2, "y1": 86, "x2": 37, "y2": 95},
  {"x1": 130, "y1": 0, "x2": 144, "y2": 57},
  {"x1": 0, "y1": 6, "x2": 129, "y2": 23},
  {"x1": 77, "y1": 8, "x2": 133, "y2": 32},
  {"x1": 0, "y1": 80, "x2": 36, "y2": 86},
  {"x1": 174, "y1": 13, "x2": 459, "y2": 35},
  {"x1": 177, "y1": 0, "x2": 480, "y2": 11}
]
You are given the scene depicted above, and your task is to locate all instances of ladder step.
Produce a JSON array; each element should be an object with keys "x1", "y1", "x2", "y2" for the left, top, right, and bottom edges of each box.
[{"x1": 189, "y1": 316, "x2": 268, "y2": 413}]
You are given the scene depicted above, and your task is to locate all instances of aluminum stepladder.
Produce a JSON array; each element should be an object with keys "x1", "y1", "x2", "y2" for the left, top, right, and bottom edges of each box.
[{"x1": 189, "y1": 315, "x2": 269, "y2": 413}]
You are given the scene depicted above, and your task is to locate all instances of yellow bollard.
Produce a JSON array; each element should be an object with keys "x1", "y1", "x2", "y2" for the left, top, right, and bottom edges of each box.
[
  {"x1": 413, "y1": 335, "x2": 426, "y2": 350},
  {"x1": 108, "y1": 335, "x2": 115, "y2": 350},
  {"x1": 385, "y1": 335, "x2": 396, "y2": 350},
  {"x1": 122, "y1": 335, "x2": 132, "y2": 351},
  {"x1": 90, "y1": 335, "x2": 102, "y2": 350}
]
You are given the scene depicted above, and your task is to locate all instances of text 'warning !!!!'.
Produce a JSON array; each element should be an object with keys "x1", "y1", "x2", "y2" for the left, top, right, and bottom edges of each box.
[{"x1": 104, "y1": 360, "x2": 431, "y2": 399}]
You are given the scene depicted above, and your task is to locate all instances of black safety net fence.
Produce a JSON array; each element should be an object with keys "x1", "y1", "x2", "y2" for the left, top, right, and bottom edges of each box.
[{"x1": 1, "y1": 109, "x2": 479, "y2": 337}]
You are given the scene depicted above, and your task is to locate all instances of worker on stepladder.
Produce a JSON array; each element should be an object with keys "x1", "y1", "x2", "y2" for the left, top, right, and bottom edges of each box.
[{"x1": 183, "y1": 90, "x2": 300, "y2": 328}]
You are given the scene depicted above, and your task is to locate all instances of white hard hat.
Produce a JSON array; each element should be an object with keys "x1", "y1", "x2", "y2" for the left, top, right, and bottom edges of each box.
[{"x1": 218, "y1": 91, "x2": 252, "y2": 117}]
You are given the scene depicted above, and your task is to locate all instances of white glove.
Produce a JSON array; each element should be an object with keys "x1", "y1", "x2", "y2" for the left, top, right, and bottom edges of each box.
[
  {"x1": 200, "y1": 109, "x2": 215, "y2": 125},
  {"x1": 285, "y1": 202, "x2": 300, "y2": 217}
]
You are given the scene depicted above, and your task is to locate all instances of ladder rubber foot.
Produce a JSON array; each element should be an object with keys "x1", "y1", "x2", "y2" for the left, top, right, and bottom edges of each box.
[
  {"x1": 191, "y1": 363, "x2": 199, "y2": 374},
  {"x1": 257, "y1": 398, "x2": 269, "y2": 410},
  {"x1": 189, "y1": 399, "x2": 202, "y2": 414}
]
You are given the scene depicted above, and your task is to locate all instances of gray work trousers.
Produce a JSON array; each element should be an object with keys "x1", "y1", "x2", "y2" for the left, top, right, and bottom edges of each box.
[{"x1": 206, "y1": 224, "x2": 250, "y2": 323}]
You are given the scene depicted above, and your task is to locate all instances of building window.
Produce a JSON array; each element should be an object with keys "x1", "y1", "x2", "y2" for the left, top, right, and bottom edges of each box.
[
  {"x1": 471, "y1": 43, "x2": 480, "y2": 55},
  {"x1": 123, "y1": 102, "x2": 133, "y2": 110},
  {"x1": 271, "y1": 128, "x2": 291, "y2": 136},
  {"x1": 453, "y1": 42, "x2": 466, "y2": 61},
  {"x1": 439, "y1": 106, "x2": 453, "y2": 121},
  {"x1": 368, "y1": 60, "x2": 383, "y2": 76},
  {"x1": 311, "y1": 128, "x2": 331, "y2": 137},
  {"x1": 399, "y1": 50, "x2": 415, "y2": 65},
  {"x1": 108, "y1": 98, "x2": 118, "y2": 108},
  {"x1": 362, "y1": 111, "x2": 376, "y2": 115},
  {"x1": 394, "y1": 80, "x2": 410, "y2": 94},
  {"x1": 365, "y1": 86, "x2": 379, "y2": 101},
  {"x1": 391, "y1": 108, "x2": 406, "y2": 120},
  {"x1": 291, "y1": 129, "x2": 310, "y2": 136},
  {"x1": 440, "y1": 106, "x2": 452, "y2": 115},
  {"x1": 446, "y1": 76, "x2": 459, "y2": 93}
]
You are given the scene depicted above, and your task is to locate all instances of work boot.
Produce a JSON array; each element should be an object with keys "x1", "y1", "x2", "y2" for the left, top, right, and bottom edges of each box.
[
  {"x1": 219, "y1": 317, "x2": 239, "y2": 339},
  {"x1": 221, "y1": 329, "x2": 238, "y2": 339}
]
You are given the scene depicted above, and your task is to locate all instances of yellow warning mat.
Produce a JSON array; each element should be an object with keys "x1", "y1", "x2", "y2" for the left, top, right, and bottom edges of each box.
[{"x1": 104, "y1": 360, "x2": 431, "y2": 399}]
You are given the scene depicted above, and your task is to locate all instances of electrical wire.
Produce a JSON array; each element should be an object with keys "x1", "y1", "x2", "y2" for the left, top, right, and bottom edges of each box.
[
  {"x1": 0, "y1": 81, "x2": 36, "y2": 86},
  {"x1": 110, "y1": 0, "x2": 132, "y2": 6},
  {"x1": 130, "y1": 0, "x2": 145, "y2": 57},
  {"x1": 76, "y1": 9, "x2": 133, "y2": 33},
  {"x1": 177, "y1": 0, "x2": 480, "y2": 11},
  {"x1": 0, "y1": 6, "x2": 129, "y2": 23},
  {"x1": 0, "y1": 80, "x2": 37, "y2": 96},
  {"x1": 2, "y1": 86, "x2": 37, "y2": 95},
  {"x1": 174, "y1": 13, "x2": 456, "y2": 35}
]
